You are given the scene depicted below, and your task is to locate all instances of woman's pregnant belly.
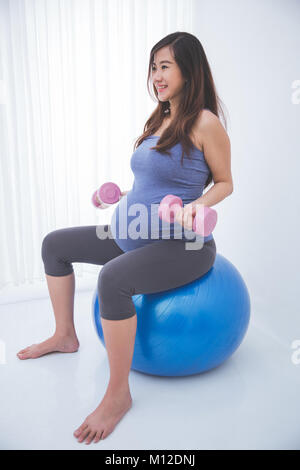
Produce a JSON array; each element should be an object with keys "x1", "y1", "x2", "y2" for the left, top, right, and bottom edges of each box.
[{"x1": 110, "y1": 191, "x2": 210, "y2": 252}]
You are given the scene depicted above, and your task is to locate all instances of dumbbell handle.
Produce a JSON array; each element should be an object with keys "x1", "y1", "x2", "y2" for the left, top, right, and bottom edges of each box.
[{"x1": 158, "y1": 194, "x2": 217, "y2": 237}]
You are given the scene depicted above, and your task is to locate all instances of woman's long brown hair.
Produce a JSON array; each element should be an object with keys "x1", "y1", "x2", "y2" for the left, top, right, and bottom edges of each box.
[{"x1": 134, "y1": 31, "x2": 227, "y2": 189}]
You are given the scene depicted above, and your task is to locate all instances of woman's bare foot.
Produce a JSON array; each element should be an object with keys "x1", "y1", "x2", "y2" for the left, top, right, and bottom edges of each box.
[
  {"x1": 16, "y1": 334, "x2": 80, "y2": 359},
  {"x1": 74, "y1": 386, "x2": 133, "y2": 444}
]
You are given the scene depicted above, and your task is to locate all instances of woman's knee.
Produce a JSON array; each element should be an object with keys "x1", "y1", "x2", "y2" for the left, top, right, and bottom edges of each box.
[
  {"x1": 41, "y1": 230, "x2": 73, "y2": 276},
  {"x1": 97, "y1": 264, "x2": 135, "y2": 320},
  {"x1": 41, "y1": 229, "x2": 67, "y2": 260},
  {"x1": 41, "y1": 231, "x2": 58, "y2": 261},
  {"x1": 97, "y1": 263, "x2": 117, "y2": 299}
]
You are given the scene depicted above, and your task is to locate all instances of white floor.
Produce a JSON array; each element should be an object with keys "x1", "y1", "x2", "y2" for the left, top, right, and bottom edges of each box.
[{"x1": 0, "y1": 284, "x2": 300, "y2": 450}]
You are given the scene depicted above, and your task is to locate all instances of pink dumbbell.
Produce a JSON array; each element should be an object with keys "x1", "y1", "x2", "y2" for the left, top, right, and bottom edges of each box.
[
  {"x1": 158, "y1": 194, "x2": 217, "y2": 237},
  {"x1": 91, "y1": 182, "x2": 121, "y2": 208}
]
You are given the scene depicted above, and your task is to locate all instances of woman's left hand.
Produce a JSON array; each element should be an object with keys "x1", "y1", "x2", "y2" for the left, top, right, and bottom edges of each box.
[{"x1": 173, "y1": 202, "x2": 197, "y2": 231}]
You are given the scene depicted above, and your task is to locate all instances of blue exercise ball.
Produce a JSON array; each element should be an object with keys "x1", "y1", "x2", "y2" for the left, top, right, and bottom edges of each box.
[{"x1": 92, "y1": 253, "x2": 251, "y2": 377}]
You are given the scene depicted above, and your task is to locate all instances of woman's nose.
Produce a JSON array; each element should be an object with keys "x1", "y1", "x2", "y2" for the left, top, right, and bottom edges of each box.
[{"x1": 153, "y1": 71, "x2": 162, "y2": 81}]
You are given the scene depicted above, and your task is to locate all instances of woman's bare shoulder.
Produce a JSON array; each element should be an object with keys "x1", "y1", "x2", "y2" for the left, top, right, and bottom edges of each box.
[{"x1": 193, "y1": 109, "x2": 219, "y2": 151}]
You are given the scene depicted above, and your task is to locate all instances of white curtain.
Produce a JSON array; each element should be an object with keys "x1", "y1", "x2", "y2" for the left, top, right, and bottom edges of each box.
[{"x1": 0, "y1": 0, "x2": 195, "y2": 295}]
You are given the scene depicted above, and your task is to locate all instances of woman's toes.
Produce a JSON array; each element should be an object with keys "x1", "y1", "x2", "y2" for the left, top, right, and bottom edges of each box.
[
  {"x1": 74, "y1": 423, "x2": 87, "y2": 438},
  {"x1": 93, "y1": 431, "x2": 103, "y2": 443},
  {"x1": 17, "y1": 348, "x2": 31, "y2": 359},
  {"x1": 101, "y1": 427, "x2": 113, "y2": 440},
  {"x1": 85, "y1": 430, "x2": 97, "y2": 445},
  {"x1": 17, "y1": 346, "x2": 30, "y2": 356},
  {"x1": 78, "y1": 427, "x2": 91, "y2": 443}
]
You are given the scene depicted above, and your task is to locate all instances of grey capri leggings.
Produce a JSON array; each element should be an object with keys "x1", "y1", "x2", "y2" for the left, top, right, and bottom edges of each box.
[{"x1": 41, "y1": 224, "x2": 217, "y2": 321}]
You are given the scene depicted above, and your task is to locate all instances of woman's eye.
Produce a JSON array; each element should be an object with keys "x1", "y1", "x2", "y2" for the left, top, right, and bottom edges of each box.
[{"x1": 152, "y1": 66, "x2": 168, "y2": 71}]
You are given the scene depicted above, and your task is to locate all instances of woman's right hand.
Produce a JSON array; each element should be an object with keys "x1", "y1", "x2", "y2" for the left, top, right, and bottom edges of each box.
[
  {"x1": 95, "y1": 189, "x2": 129, "y2": 209},
  {"x1": 94, "y1": 193, "x2": 109, "y2": 209}
]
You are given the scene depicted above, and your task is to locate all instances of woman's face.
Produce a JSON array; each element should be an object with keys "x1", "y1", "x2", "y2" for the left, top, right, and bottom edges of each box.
[{"x1": 151, "y1": 46, "x2": 186, "y2": 104}]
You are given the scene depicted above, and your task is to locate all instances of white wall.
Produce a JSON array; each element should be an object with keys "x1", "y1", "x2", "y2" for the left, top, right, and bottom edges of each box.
[{"x1": 193, "y1": 0, "x2": 300, "y2": 347}]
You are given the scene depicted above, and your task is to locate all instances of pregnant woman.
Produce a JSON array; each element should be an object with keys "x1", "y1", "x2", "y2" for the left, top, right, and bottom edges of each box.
[{"x1": 17, "y1": 32, "x2": 233, "y2": 444}]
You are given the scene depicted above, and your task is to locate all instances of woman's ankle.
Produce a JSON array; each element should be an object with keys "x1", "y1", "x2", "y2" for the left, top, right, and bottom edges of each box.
[{"x1": 54, "y1": 328, "x2": 78, "y2": 340}]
